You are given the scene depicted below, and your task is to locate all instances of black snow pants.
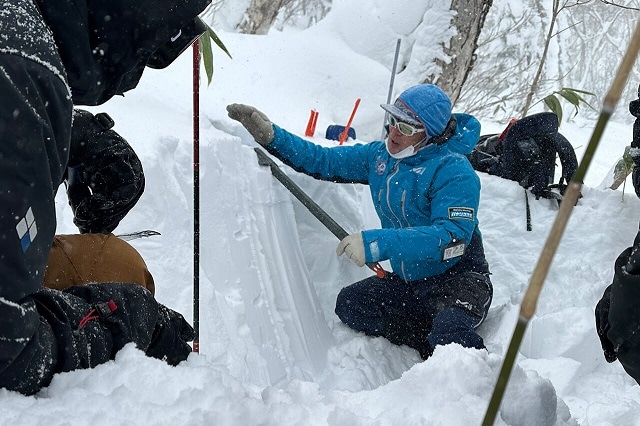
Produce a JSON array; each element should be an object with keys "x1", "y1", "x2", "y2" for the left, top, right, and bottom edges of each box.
[{"x1": 335, "y1": 270, "x2": 492, "y2": 359}]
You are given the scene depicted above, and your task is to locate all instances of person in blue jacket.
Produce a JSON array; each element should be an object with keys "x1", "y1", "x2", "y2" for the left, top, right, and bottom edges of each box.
[{"x1": 227, "y1": 84, "x2": 492, "y2": 359}]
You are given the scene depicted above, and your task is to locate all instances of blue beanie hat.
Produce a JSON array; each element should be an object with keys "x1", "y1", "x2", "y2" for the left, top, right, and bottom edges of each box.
[{"x1": 380, "y1": 84, "x2": 452, "y2": 137}]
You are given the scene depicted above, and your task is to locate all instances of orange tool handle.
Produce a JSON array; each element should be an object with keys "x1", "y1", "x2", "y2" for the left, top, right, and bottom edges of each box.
[{"x1": 339, "y1": 98, "x2": 361, "y2": 145}]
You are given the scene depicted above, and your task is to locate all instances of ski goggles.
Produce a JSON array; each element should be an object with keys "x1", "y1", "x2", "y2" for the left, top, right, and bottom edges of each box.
[{"x1": 388, "y1": 115, "x2": 426, "y2": 136}]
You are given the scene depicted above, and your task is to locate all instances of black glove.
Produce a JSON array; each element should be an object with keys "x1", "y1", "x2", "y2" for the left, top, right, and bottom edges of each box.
[
  {"x1": 63, "y1": 284, "x2": 194, "y2": 365},
  {"x1": 66, "y1": 109, "x2": 145, "y2": 233},
  {"x1": 146, "y1": 305, "x2": 195, "y2": 365},
  {"x1": 595, "y1": 285, "x2": 617, "y2": 363}
]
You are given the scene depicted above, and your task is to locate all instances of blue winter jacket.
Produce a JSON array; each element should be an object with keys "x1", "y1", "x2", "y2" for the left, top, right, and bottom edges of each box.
[{"x1": 266, "y1": 113, "x2": 487, "y2": 282}]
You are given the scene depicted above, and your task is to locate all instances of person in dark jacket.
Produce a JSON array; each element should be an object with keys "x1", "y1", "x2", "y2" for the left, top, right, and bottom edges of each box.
[
  {"x1": 0, "y1": 0, "x2": 210, "y2": 395},
  {"x1": 227, "y1": 84, "x2": 492, "y2": 359},
  {"x1": 596, "y1": 83, "x2": 640, "y2": 384}
]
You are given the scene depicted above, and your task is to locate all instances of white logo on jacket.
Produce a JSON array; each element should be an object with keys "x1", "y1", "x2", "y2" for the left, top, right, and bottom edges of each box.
[{"x1": 15, "y1": 207, "x2": 37, "y2": 252}]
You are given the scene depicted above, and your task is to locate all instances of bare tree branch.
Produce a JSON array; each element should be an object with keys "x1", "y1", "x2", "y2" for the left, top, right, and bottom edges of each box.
[{"x1": 600, "y1": 0, "x2": 640, "y2": 10}]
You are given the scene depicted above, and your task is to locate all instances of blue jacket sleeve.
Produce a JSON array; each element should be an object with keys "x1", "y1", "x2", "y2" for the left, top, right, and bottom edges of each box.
[{"x1": 267, "y1": 124, "x2": 377, "y2": 184}]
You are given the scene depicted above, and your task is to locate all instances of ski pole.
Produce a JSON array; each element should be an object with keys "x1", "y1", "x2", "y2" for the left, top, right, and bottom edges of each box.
[
  {"x1": 482, "y1": 17, "x2": 640, "y2": 426},
  {"x1": 254, "y1": 147, "x2": 386, "y2": 279},
  {"x1": 381, "y1": 38, "x2": 402, "y2": 140},
  {"x1": 192, "y1": 40, "x2": 201, "y2": 354}
]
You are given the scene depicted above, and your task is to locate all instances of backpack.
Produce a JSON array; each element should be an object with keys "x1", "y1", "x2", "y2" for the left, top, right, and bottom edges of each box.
[{"x1": 468, "y1": 112, "x2": 578, "y2": 200}]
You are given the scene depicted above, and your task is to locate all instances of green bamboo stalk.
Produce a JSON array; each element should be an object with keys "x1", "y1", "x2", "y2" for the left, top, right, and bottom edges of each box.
[{"x1": 482, "y1": 17, "x2": 640, "y2": 426}]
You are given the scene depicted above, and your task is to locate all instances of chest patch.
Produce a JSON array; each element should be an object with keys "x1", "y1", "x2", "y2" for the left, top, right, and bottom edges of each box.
[
  {"x1": 375, "y1": 159, "x2": 386, "y2": 175},
  {"x1": 448, "y1": 207, "x2": 475, "y2": 221}
]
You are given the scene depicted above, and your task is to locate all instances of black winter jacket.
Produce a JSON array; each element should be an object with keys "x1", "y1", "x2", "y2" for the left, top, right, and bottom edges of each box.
[
  {"x1": 596, "y1": 246, "x2": 640, "y2": 385},
  {"x1": 35, "y1": 0, "x2": 210, "y2": 105},
  {"x1": 0, "y1": 0, "x2": 208, "y2": 395}
]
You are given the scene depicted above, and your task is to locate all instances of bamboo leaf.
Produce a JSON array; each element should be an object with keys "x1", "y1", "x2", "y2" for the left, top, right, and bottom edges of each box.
[
  {"x1": 557, "y1": 89, "x2": 583, "y2": 118},
  {"x1": 565, "y1": 87, "x2": 596, "y2": 96},
  {"x1": 558, "y1": 89, "x2": 581, "y2": 107},
  {"x1": 196, "y1": 22, "x2": 233, "y2": 86},
  {"x1": 611, "y1": 146, "x2": 634, "y2": 189},
  {"x1": 561, "y1": 87, "x2": 596, "y2": 111},
  {"x1": 623, "y1": 145, "x2": 634, "y2": 170},
  {"x1": 207, "y1": 27, "x2": 232, "y2": 59},
  {"x1": 199, "y1": 32, "x2": 214, "y2": 86},
  {"x1": 543, "y1": 94, "x2": 563, "y2": 123}
]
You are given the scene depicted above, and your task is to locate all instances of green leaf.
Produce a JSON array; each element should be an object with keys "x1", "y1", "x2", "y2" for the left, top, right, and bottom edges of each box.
[
  {"x1": 564, "y1": 87, "x2": 596, "y2": 97},
  {"x1": 558, "y1": 89, "x2": 581, "y2": 107},
  {"x1": 196, "y1": 22, "x2": 233, "y2": 86},
  {"x1": 557, "y1": 89, "x2": 583, "y2": 118},
  {"x1": 623, "y1": 145, "x2": 634, "y2": 169},
  {"x1": 199, "y1": 32, "x2": 213, "y2": 85},
  {"x1": 543, "y1": 94, "x2": 563, "y2": 124},
  {"x1": 207, "y1": 27, "x2": 232, "y2": 59},
  {"x1": 612, "y1": 145, "x2": 634, "y2": 182},
  {"x1": 561, "y1": 87, "x2": 595, "y2": 111}
]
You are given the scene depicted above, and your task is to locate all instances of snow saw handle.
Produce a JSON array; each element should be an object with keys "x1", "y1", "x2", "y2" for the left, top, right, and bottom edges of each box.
[{"x1": 255, "y1": 147, "x2": 386, "y2": 278}]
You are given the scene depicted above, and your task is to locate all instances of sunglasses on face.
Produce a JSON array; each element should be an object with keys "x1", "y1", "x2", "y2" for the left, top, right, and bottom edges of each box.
[{"x1": 387, "y1": 115, "x2": 426, "y2": 136}]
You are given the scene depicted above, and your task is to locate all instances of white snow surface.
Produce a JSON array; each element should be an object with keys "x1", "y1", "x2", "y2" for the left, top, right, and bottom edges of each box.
[{"x1": 3, "y1": 2, "x2": 640, "y2": 425}]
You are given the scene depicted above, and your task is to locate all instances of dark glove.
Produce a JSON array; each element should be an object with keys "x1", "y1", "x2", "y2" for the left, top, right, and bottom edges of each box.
[
  {"x1": 63, "y1": 283, "x2": 157, "y2": 355},
  {"x1": 66, "y1": 109, "x2": 145, "y2": 233},
  {"x1": 146, "y1": 305, "x2": 195, "y2": 365},
  {"x1": 226, "y1": 103, "x2": 274, "y2": 145},
  {"x1": 595, "y1": 285, "x2": 617, "y2": 363},
  {"x1": 64, "y1": 284, "x2": 194, "y2": 365},
  {"x1": 530, "y1": 173, "x2": 550, "y2": 199}
]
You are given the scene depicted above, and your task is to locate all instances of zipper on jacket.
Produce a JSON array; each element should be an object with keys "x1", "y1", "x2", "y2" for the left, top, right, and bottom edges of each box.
[
  {"x1": 400, "y1": 190, "x2": 410, "y2": 227},
  {"x1": 377, "y1": 188, "x2": 394, "y2": 225},
  {"x1": 385, "y1": 162, "x2": 404, "y2": 228}
]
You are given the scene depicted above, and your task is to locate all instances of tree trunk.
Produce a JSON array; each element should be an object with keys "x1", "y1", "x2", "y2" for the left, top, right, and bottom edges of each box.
[
  {"x1": 238, "y1": 0, "x2": 292, "y2": 35},
  {"x1": 427, "y1": 0, "x2": 493, "y2": 106}
]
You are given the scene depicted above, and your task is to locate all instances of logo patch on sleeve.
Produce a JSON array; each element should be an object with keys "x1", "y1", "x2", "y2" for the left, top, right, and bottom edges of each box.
[
  {"x1": 15, "y1": 207, "x2": 38, "y2": 252},
  {"x1": 448, "y1": 207, "x2": 475, "y2": 221}
]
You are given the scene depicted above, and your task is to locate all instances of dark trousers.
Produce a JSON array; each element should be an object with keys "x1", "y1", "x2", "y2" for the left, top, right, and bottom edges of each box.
[{"x1": 335, "y1": 270, "x2": 492, "y2": 358}]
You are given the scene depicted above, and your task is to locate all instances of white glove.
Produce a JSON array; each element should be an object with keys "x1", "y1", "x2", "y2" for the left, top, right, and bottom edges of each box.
[
  {"x1": 226, "y1": 103, "x2": 274, "y2": 145},
  {"x1": 336, "y1": 233, "x2": 366, "y2": 267}
]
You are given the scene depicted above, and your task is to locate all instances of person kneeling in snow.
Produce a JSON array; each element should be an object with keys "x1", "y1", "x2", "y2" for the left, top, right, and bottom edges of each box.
[
  {"x1": 595, "y1": 84, "x2": 640, "y2": 385},
  {"x1": 227, "y1": 84, "x2": 493, "y2": 359}
]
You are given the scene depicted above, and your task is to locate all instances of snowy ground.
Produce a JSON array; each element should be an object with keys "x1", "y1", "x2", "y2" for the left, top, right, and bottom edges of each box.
[{"x1": 3, "y1": 2, "x2": 640, "y2": 425}]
